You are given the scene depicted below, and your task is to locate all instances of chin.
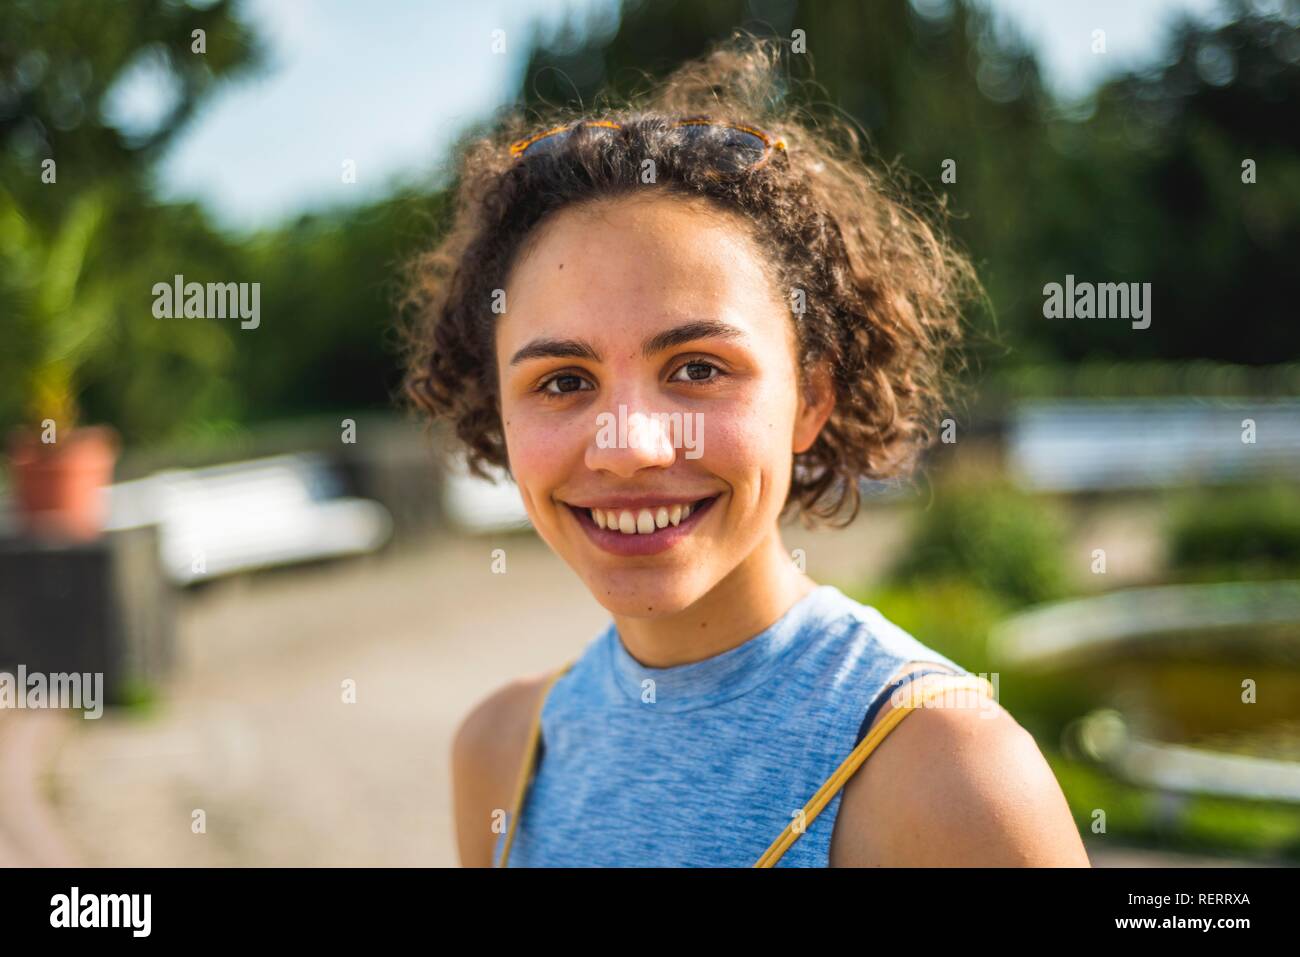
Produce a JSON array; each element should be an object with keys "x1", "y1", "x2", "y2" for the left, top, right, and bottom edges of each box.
[{"x1": 580, "y1": 564, "x2": 713, "y2": 619}]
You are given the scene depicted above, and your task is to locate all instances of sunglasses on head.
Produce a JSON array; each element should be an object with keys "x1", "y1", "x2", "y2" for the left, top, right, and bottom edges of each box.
[{"x1": 508, "y1": 117, "x2": 788, "y2": 173}]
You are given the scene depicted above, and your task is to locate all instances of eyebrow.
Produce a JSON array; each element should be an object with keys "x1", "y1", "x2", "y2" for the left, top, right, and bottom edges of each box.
[{"x1": 509, "y1": 319, "x2": 746, "y2": 366}]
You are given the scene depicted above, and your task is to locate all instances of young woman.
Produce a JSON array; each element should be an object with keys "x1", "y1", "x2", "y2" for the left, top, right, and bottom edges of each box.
[{"x1": 404, "y1": 36, "x2": 1090, "y2": 867}]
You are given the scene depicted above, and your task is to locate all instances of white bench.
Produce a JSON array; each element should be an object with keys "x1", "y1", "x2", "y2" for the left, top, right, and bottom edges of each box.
[{"x1": 105, "y1": 453, "x2": 392, "y2": 584}]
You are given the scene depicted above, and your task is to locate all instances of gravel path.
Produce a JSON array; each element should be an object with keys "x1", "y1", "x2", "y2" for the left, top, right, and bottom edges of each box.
[{"x1": 44, "y1": 529, "x2": 609, "y2": 866}]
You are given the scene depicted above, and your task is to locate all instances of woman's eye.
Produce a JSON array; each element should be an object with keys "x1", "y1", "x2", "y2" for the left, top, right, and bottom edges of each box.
[
  {"x1": 670, "y1": 360, "x2": 722, "y2": 383},
  {"x1": 541, "y1": 373, "x2": 592, "y2": 395}
]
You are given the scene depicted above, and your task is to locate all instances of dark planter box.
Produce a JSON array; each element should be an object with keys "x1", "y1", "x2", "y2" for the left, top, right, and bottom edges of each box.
[{"x1": 0, "y1": 525, "x2": 175, "y2": 707}]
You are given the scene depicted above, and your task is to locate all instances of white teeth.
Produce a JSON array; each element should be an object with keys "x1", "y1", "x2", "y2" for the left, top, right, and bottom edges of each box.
[{"x1": 588, "y1": 501, "x2": 705, "y2": 535}]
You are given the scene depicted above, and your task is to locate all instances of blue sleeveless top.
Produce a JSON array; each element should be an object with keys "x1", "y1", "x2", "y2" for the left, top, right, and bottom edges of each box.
[{"x1": 494, "y1": 584, "x2": 972, "y2": 867}]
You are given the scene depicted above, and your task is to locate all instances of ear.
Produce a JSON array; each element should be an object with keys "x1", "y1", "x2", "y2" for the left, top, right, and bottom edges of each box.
[{"x1": 792, "y1": 361, "x2": 835, "y2": 455}]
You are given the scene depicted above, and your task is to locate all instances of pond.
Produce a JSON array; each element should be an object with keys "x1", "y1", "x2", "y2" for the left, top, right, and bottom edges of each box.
[{"x1": 989, "y1": 581, "x2": 1300, "y2": 802}]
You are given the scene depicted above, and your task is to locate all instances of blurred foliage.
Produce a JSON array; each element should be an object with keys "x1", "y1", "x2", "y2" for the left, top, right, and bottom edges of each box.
[
  {"x1": 885, "y1": 480, "x2": 1070, "y2": 607},
  {"x1": 1, "y1": 181, "x2": 247, "y2": 434},
  {"x1": 111, "y1": 675, "x2": 163, "y2": 715},
  {"x1": 0, "y1": 0, "x2": 262, "y2": 210},
  {"x1": 853, "y1": 577, "x2": 1096, "y2": 737},
  {"x1": 0, "y1": 0, "x2": 261, "y2": 436},
  {"x1": 520, "y1": 0, "x2": 1300, "y2": 367},
  {"x1": 986, "y1": 359, "x2": 1300, "y2": 402},
  {"x1": 0, "y1": 0, "x2": 444, "y2": 442},
  {"x1": 227, "y1": 190, "x2": 450, "y2": 425},
  {"x1": 1165, "y1": 481, "x2": 1300, "y2": 579},
  {"x1": 860, "y1": 567, "x2": 1300, "y2": 861},
  {"x1": 1048, "y1": 752, "x2": 1300, "y2": 861},
  {"x1": 0, "y1": 184, "x2": 110, "y2": 425},
  {"x1": 856, "y1": 577, "x2": 1004, "y2": 674},
  {"x1": 2, "y1": 0, "x2": 1299, "y2": 443}
]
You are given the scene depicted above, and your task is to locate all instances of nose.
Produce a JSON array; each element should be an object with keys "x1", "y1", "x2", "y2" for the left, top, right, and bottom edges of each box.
[{"x1": 584, "y1": 398, "x2": 678, "y2": 478}]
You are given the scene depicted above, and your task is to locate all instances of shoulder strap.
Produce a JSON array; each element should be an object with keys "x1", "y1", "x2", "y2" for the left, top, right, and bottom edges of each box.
[
  {"x1": 854, "y1": 667, "x2": 956, "y2": 746},
  {"x1": 753, "y1": 672, "x2": 997, "y2": 868},
  {"x1": 495, "y1": 659, "x2": 577, "y2": 868}
]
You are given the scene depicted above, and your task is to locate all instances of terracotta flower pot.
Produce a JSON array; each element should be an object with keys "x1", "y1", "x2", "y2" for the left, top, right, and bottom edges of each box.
[{"x1": 6, "y1": 424, "x2": 120, "y2": 541}]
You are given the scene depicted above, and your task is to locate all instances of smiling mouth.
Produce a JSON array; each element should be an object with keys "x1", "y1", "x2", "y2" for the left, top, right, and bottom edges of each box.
[
  {"x1": 588, "y1": 498, "x2": 711, "y2": 535},
  {"x1": 566, "y1": 495, "x2": 719, "y2": 537}
]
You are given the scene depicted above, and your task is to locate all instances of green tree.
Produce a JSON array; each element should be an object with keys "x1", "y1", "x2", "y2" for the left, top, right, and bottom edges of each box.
[
  {"x1": 0, "y1": 0, "x2": 261, "y2": 437},
  {"x1": 513, "y1": 0, "x2": 1300, "y2": 370}
]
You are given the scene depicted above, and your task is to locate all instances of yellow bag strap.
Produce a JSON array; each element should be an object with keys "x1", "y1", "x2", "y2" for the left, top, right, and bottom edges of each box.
[
  {"x1": 753, "y1": 673, "x2": 997, "y2": 868},
  {"x1": 496, "y1": 659, "x2": 577, "y2": 868}
]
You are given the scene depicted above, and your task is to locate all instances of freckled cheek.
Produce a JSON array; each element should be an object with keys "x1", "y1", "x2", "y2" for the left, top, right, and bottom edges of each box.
[
  {"x1": 700, "y1": 405, "x2": 792, "y2": 503},
  {"x1": 502, "y1": 405, "x2": 588, "y2": 501}
]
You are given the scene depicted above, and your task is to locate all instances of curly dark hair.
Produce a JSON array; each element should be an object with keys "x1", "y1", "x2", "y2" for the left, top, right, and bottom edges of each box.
[{"x1": 401, "y1": 34, "x2": 980, "y2": 526}]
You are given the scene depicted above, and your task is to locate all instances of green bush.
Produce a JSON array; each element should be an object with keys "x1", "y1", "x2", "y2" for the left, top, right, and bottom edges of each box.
[
  {"x1": 886, "y1": 481, "x2": 1070, "y2": 608},
  {"x1": 1047, "y1": 753, "x2": 1300, "y2": 862},
  {"x1": 1166, "y1": 482, "x2": 1300, "y2": 580},
  {"x1": 855, "y1": 578, "x2": 1007, "y2": 675},
  {"x1": 855, "y1": 578, "x2": 1094, "y2": 740}
]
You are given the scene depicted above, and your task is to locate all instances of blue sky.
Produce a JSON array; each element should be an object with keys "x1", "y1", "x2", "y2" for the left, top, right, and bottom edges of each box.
[{"x1": 114, "y1": 0, "x2": 1233, "y2": 233}]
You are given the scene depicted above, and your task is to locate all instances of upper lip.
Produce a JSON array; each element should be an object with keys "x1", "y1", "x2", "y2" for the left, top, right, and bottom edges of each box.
[{"x1": 563, "y1": 493, "x2": 719, "y2": 510}]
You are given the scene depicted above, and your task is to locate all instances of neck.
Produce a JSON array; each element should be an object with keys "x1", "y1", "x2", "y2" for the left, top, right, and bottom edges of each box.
[{"x1": 611, "y1": 526, "x2": 817, "y2": 668}]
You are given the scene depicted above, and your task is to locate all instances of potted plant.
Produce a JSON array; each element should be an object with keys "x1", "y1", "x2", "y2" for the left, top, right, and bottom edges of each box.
[{"x1": 3, "y1": 187, "x2": 119, "y2": 541}]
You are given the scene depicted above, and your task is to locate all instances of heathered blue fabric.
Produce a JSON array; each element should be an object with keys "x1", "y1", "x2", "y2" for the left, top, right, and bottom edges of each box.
[{"x1": 494, "y1": 584, "x2": 970, "y2": 867}]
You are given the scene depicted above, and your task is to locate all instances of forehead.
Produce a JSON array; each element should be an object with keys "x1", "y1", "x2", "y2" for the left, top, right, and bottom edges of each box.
[{"x1": 500, "y1": 193, "x2": 783, "y2": 343}]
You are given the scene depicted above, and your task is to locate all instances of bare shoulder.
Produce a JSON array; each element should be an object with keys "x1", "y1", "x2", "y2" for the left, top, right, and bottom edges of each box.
[
  {"x1": 830, "y1": 687, "x2": 1091, "y2": 867},
  {"x1": 449, "y1": 667, "x2": 558, "y2": 867}
]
